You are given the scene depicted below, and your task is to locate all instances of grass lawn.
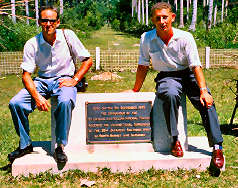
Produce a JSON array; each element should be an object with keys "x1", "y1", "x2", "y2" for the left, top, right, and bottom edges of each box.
[
  {"x1": 81, "y1": 26, "x2": 140, "y2": 50},
  {"x1": 0, "y1": 25, "x2": 238, "y2": 187},
  {"x1": 0, "y1": 68, "x2": 238, "y2": 187}
]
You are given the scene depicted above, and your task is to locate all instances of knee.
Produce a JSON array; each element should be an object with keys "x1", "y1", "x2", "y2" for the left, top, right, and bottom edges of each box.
[
  {"x1": 9, "y1": 97, "x2": 22, "y2": 109},
  {"x1": 58, "y1": 98, "x2": 73, "y2": 108},
  {"x1": 161, "y1": 89, "x2": 180, "y2": 103}
]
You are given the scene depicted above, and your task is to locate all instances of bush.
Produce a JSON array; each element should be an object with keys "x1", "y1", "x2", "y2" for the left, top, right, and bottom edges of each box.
[
  {"x1": 61, "y1": 1, "x2": 106, "y2": 36},
  {"x1": 193, "y1": 22, "x2": 238, "y2": 48},
  {"x1": 111, "y1": 19, "x2": 120, "y2": 31},
  {"x1": 0, "y1": 19, "x2": 39, "y2": 52}
]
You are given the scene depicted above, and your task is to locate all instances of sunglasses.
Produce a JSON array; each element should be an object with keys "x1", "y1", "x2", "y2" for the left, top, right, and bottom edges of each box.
[{"x1": 40, "y1": 19, "x2": 58, "y2": 24}]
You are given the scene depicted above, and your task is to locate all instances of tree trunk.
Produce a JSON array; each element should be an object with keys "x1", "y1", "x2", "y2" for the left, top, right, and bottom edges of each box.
[
  {"x1": 221, "y1": 0, "x2": 224, "y2": 23},
  {"x1": 142, "y1": 0, "x2": 144, "y2": 24},
  {"x1": 178, "y1": 0, "x2": 184, "y2": 28},
  {"x1": 132, "y1": 0, "x2": 137, "y2": 17},
  {"x1": 174, "y1": 0, "x2": 177, "y2": 23},
  {"x1": 35, "y1": 0, "x2": 39, "y2": 26},
  {"x1": 189, "y1": 0, "x2": 197, "y2": 31},
  {"x1": 60, "y1": 0, "x2": 63, "y2": 15},
  {"x1": 225, "y1": 0, "x2": 228, "y2": 17},
  {"x1": 186, "y1": 0, "x2": 189, "y2": 22},
  {"x1": 174, "y1": 0, "x2": 178, "y2": 12},
  {"x1": 25, "y1": 0, "x2": 29, "y2": 25},
  {"x1": 213, "y1": 0, "x2": 217, "y2": 26},
  {"x1": 11, "y1": 0, "x2": 16, "y2": 24},
  {"x1": 203, "y1": 0, "x2": 206, "y2": 22},
  {"x1": 145, "y1": 0, "x2": 148, "y2": 25},
  {"x1": 138, "y1": 0, "x2": 141, "y2": 23},
  {"x1": 207, "y1": 0, "x2": 213, "y2": 30}
]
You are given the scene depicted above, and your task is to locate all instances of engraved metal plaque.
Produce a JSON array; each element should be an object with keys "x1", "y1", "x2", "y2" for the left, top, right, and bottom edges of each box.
[{"x1": 86, "y1": 101, "x2": 152, "y2": 144}]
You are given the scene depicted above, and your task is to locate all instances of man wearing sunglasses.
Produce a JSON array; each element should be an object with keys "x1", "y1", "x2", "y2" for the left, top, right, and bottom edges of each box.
[
  {"x1": 125, "y1": 2, "x2": 224, "y2": 171},
  {"x1": 8, "y1": 6, "x2": 92, "y2": 163}
]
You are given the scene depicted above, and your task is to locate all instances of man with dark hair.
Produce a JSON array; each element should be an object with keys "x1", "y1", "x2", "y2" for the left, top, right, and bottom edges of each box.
[
  {"x1": 8, "y1": 6, "x2": 92, "y2": 163},
  {"x1": 125, "y1": 2, "x2": 224, "y2": 170}
]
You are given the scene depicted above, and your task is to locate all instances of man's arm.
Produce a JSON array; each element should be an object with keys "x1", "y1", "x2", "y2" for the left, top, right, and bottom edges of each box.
[
  {"x1": 192, "y1": 66, "x2": 213, "y2": 108},
  {"x1": 22, "y1": 70, "x2": 51, "y2": 111},
  {"x1": 124, "y1": 65, "x2": 149, "y2": 92},
  {"x1": 59, "y1": 57, "x2": 93, "y2": 88}
]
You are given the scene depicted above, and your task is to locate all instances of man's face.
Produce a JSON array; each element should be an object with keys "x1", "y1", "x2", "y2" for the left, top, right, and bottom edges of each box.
[
  {"x1": 39, "y1": 9, "x2": 60, "y2": 35},
  {"x1": 151, "y1": 8, "x2": 175, "y2": 33}
]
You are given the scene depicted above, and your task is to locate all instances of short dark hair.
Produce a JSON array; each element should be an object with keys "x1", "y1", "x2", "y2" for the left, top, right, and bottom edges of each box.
[
  {"x1": 151, "y1": 2, "x2": 173, "y2": 16},
  {"x1": 39, "y1": 6, "x2": 60, "y2": 20}
]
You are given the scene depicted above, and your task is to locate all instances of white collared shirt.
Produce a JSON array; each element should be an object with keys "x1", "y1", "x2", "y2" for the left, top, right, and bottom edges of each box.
[
  {"x1": 21, "y1": 29, "x2": 90, "y2": 77},
  {"x1": 138, "y1": 28, "x2": 201, "y2": 71}
]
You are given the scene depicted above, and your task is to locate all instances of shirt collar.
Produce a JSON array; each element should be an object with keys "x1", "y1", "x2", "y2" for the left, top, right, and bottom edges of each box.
[
  {"x1": 151, "y1": 28, "x2": 158, "y2": 41},
  {"x1": 170, "y1": 28, "x2": 180, "y2": 40},
  {"x1": 151, "y1": 27, "x2": 179, "y2": 41},
  {"x1": 39, "y1": 29, "x2": 64, "y2": 45}
]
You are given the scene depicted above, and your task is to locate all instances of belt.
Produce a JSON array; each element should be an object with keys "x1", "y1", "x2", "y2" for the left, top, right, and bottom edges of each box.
[
  {"x1": 159, "y1": 68, "x2": 191, "y2": 77},
  {"x1": 39, "y1": 75, "x2": 72, "y2": 79},
  {"x1": 154, "y1": 68, "x2": 191, "y2": 82}
]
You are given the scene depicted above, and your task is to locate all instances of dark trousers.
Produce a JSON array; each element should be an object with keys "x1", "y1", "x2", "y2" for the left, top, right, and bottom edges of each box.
[{"x1": 155, "y1": 68, "x2": 223, "y2": 147}]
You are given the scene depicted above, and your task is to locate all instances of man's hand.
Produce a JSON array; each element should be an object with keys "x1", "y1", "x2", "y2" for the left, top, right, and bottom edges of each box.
[
  {"x1": 58, "y1": 78, "x2": 77, "y2": 88},
  {"x1": 22, "y1": 71, "x2": 51, "y2": 112},
  {"x1": 35, "y1": 94, "x2": 51, "y2": 112},
  {"x1": 200, "y1": 90, "x2": 214, "y2": 108},
  {"x1": 192, "y1": 66, "x2": 213, "y2": 109}
]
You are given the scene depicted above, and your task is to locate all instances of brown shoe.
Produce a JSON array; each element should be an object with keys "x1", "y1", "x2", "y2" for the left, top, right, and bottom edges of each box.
[
  {"x1": 171, "y1": 141, "x2": 184, "y2": 157},
  {"x1": 212, "y1": 149, "x2": 224, "y2": 169}
]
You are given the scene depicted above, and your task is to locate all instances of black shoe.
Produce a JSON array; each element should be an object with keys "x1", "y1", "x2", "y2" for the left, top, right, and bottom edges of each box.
[
  {"x1": 8, "y1": 144, "x2": 33, "y2": 163},
  {"x1": 53, "y1": 146, "x2": 68, "y2": 163}
]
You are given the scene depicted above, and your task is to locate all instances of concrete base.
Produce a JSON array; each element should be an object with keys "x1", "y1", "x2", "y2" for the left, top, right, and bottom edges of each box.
[
  {"x1": 51, "y1": 92, "x2": 188, "y2": 153},
  {"x1": 12, "y1": 136, "x2": 218, "y2": 177}
]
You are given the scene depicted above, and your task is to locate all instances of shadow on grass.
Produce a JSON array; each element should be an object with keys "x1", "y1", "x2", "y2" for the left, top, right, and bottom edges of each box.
[
  {"x1": 220, "y1": 123, "x2": 238, "y2": 137},
  {"x1": 208, "y1": 160, "x2": 221, "y2": 177},
  {"x1": 188, "y1": 145, "x2": 211, "y2": 156},
  {"x1": 0, "y1": 163, "x2": 12, "y2": 173}
]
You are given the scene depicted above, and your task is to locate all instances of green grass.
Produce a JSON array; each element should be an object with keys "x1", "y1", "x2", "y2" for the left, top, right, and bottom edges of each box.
[
  {"x1": 81, "y1": 26, "x2": 140, "y2": 50},
  {"x1": 0, "y1": 68, "x2": 238, "y2": 187}
]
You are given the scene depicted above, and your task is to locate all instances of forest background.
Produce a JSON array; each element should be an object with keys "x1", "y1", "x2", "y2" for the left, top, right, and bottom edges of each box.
[{"x1": 0, "y1": 0, "x2": 237, "y2": 52}]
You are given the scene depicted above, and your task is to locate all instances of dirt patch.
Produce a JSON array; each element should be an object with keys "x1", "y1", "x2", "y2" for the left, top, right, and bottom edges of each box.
[{"x1": 90, "y1": 72, "x2": 123, "y2": 81}]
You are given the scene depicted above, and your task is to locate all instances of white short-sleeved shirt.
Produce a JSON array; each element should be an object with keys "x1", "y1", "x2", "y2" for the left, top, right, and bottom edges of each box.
[
  {"x1": 21, "y1": 29, "x2": 90, "y2": 77},
  {"x1": 138, "y1": 28, "x2": 201, "y2": 72}
]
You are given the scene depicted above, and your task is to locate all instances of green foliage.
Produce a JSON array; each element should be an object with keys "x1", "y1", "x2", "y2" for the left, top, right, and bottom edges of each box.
[
  {"x1": 193, "y1": 23, "x2": 238, "y2": 48},
  {"x1": 228, "y1": 5, "x2": 238, "y2": 24},
  {"x1": 0, "y1": 19, "x2": 39, "y2": 52},
  {"x1": 110, "y1": 0, "x2": 238, "y2": 49},
  {"x1": 1, "y1": 0, "x2": 237, "y2": 51},
  {"x1": 61, "y1": 0, "x2": 107, "y2": 37}
]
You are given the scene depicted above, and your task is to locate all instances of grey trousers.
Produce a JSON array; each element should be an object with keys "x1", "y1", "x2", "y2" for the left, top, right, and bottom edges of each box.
[{"x1": 155, "y1": 68, "x2": 223, "y2": 147}]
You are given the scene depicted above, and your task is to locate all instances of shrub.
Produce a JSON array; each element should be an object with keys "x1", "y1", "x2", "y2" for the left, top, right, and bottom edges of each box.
[{"x1": 0, "y1": 19, "x2": 39, "y2": 52}]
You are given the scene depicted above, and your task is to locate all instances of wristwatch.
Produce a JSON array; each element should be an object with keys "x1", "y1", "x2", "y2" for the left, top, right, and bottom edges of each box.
[
  {"x1": 200, "y1": 87, "x2": 207, "y2": 91},
  {"x1": 73, "y1": 77, "x2": 79, "y2": 82}
]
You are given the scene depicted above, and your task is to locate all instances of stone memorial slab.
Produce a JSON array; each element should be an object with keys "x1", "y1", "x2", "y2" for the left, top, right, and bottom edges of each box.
[
  {"x1": 11, "y1": 92, "x2": 218, "y2": 177},
  {"x1": 86, "y1": 101, "x2": 152, "y2": 144}
]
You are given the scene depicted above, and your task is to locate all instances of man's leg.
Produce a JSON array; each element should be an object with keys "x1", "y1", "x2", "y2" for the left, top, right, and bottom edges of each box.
[
  {"x1": 155, "y1": 76, "x2": 183, "y2": 137},
  {"x1": 184, "y1": 71, "x2": 224, "y2": 169},
  {"x1": 183, "y1": 72, "x2": 223, "y2": 147},
  {"x1": 9, "y1": 89, "x2": 34, "y2": 149},
  {"x1": 8, "y1": 79, "x2": 48, "y2": 162},
  {"x1": 52, "y1": 79, "x2": 77, "y2": 163},
  {"x1": 155, "y1": 74, "x2": 184, "y2": 157}
]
